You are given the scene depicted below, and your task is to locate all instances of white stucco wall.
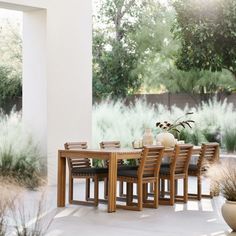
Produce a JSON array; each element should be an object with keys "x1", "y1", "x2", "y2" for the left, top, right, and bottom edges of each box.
[{"x1": 0, "y1": 0, "x2": 92, "y2": 184}]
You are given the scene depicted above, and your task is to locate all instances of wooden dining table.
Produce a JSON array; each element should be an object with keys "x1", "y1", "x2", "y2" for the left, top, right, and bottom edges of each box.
[{"x1": 57, "y1": 146, "x2": 201, "y2": 213}]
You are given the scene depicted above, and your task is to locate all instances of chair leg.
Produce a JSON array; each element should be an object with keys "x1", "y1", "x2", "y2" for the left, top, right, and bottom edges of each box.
[
  {"x1": 137, "y1": 181, "x2": 143, "y2": 211},
  {"x1": 86, "y1": 178, "x2": 90, "y2": 201},
  {"x1": 160, "y1": 179, "x2": 165, "y2": 197},
  {"x1": 69, "y1": 175, "x2": 73, "y2": 204},
  {"x1": 126, "y1": 183, "x2": 133, "y2": 206},
  {"x1": 104, "y1": 178, "x2": 108, "y2": 199},
  {"x1": 197, "y1": 175, "x2": 202, "y2": 200},
  {"x1": 119, "y1": 181, "x2": 124, "y2": 197},
  {"x1": 170, "y1": 177, "x2": 175, "y2": 205},
  {"x1": 143, "y1": 183, "x2": 148, "y2": 202},
  {"x1": 184, "y1": 177, "x2": 188, "y2": 203},
  {"x1": 153, "y1": 181, "x2": 158, "y2": 208},
  {"x1": 175, "y1": 179, "x2": 178, "y2": 196},
  {"x1": 94, "y1": 176, "x2": 99, "y2": 207}
]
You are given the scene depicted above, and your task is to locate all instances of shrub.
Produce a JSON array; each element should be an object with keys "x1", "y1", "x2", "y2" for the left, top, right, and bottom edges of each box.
[
  {"x1": 92, "y1": 98, "x2": 236, "y2": 152},
  {"x1": 223, "y1": 129, "x2": 236, "y2": 153},
  {"x1": 207, "y1": 159, "x2": 236, "y2": 201},
  {"x1": 179, "y1": 128, "x2": 207, "y2": 146},
  {"x1": 0, "y1": 178, "x2": 53, "y2": 235},
  {"x1": 0, "y1": 111, "x2": 44, "y2": 189},
  {"x1": 0, "y1": 65, "x2": 22, "y2": 106}
]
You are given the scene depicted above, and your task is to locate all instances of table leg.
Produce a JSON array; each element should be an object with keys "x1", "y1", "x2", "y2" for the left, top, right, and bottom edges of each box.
[
  {"x1": 57, "y1": 151, "x2": 66, "y2": 207},
  {"x1": 108, "y1": 153, "x2": 117, "y2": 213}
]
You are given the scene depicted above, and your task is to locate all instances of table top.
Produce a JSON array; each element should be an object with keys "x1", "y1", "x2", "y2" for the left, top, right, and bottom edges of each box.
[
  {"x1": 59, "y1": 148, "x2": 141, "y2": 154},
  {"x1": 58, "y1": 146, "x2": 201, "y2": 158}
]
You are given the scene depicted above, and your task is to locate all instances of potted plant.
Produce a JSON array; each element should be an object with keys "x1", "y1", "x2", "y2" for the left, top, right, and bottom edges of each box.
[
  {"x1": 207, "y1": 159, "x2": 236, "y2": 231},
  {"x1": 156, "y1": 112, "x2": 194, "y2": 148}
]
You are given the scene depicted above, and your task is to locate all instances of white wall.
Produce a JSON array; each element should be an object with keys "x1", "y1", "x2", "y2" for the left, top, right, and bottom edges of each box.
[
  {"x1": 46, "y1": 1, "x2": 92, "y2": 184},
  {"x1": 0, "y1": 0, "x2": 92, "y2": 184}
]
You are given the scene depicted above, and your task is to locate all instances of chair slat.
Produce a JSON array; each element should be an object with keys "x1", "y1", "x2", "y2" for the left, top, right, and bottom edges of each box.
[
  {"x1": 100, "y1": 141, "x2": 123, "y2": 166},
  {"x1": 64, "y1": 142, "x2": 91, "y2": 169}
]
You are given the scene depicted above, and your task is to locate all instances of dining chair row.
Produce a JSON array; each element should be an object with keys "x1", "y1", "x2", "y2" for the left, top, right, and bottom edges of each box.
[
  {"x1": 64, "y1": 141, "x2": 219, "y2": 210},
  {"x1": 64, "y1": 141, "x2": 137, "y2": 206}
]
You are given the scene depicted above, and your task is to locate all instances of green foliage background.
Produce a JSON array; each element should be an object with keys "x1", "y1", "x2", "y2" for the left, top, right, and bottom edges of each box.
[
  {"x1": 93, "y1": 0, "x2": 236, "y2": 99},
  {"x1": 0, "y1": 18, "x2": 22, "y2": 107},
  {"x1": 173, "y1": 0, "x2": 236, "y2": 77}
]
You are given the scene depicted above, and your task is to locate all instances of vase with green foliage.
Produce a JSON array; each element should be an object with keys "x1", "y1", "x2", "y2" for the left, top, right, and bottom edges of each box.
[{"x1": 156, "y1": 112, "x2": 194, "y2": 147}]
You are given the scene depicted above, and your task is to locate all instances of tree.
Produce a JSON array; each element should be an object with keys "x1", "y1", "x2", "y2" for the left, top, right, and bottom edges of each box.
[
  {"x1": 0, "y1": 18, "x2": 22, "y2": 107},
  {"x1": 143, "y1": 53, "x2": 236, "y2": 97},
  {"x1": 93, "y1": 0, "x2": 171, "y2": 100},
  {"x1": 138, "y1": 1, "x2": 236, "y2": 97},
  {"x1": 93, "y1": 0, "x2": 144, "y2": 100},
  {"x1": 173, "y1": 0, "x2": 236, "y2": 79}
]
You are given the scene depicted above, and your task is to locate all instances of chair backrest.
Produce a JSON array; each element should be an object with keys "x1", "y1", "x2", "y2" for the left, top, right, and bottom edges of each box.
[
  {"x1": 64, "y1": 142, "x2": 88, "y2": 150},
  {"x1": 197, "y1": 142, "x2": 219, "y2": 170},
  {"x1": 100, "y1": 141, "x2": 122, "y2": 166},
  {"x1": 138, "y1": 146, "x2": 165, "y2": 178},
  {"x1": 64, "y1": 142, "x2": 90, "y2": 169},
  {"x1": 100, "y1": 141, "x2": 121, "y2": 149},
  {"x1": 171, "y1": 144, "x2": 193, "y2": 175}
]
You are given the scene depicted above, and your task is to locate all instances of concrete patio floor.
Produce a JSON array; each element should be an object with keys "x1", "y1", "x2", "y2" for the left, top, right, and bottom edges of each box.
[{"x1": 20, "y1": 177, "x2": 236, "y2": 236}]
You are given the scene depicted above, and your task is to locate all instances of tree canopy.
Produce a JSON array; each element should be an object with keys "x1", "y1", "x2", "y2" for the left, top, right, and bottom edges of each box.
[
  {"x1": 93, "y1": 0, "x2": 169, "y2": 100},
  {"x1": 173, "y1": 0, "x2": 236, "y2": 78}
]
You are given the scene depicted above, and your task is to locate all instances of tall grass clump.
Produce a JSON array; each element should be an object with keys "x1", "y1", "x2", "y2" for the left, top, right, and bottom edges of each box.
[
  {"x1": 207, "y1": 159, "x2": 236, "y2": 201},
  {"x1": 0, "y1": 177, "x2": 20, "y2": 236},
  {"x1": 0, "y1": 178, "x2": 54, "y2": 235},
  {"x1": 92, "y1": 99, "x2": 194, "y2": 147},
  {"x1": 0, "y1": 110, "x2": 44, "y2": 189},
  {"x1": 193, "y1": 98, "x2": 233, "y2": 143},
  {"x1": 92, "y1": 97, "x2": 236, "y2": 152},
  {"x1": 223, "y1": 129, "x2": 236, "y2": 153}
]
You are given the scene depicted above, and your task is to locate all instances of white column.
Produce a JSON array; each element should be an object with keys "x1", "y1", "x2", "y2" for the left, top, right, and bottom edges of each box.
[
  {"x1": 46, "y1": 1, "x2": 92, "y2": 184},
  {"x1": 1, "y1": 0, "x2": 92, "y2": 185},
  {"x1": 22, "y1": 10, "x2": 47, "y2": 156}
]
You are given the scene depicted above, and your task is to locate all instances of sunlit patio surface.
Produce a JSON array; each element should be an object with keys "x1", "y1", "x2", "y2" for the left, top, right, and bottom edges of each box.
[{"x1": 20, "y1": 177, "x2": 235, "y2": 236}]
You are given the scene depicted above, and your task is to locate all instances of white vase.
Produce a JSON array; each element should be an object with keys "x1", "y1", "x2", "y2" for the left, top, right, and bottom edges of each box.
[
  {"x1": 156, "y1": 131, "x2": 176, "y2": 148},
  {"x1": 142, "y1": 128, "x2": 154, "y2": 146},
  {"x1": 221, "y1": 200, "x2": 236, "y2": 231}
]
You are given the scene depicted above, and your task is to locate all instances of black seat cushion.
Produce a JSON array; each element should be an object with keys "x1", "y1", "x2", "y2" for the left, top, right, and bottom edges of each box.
[
  {"x1": 161, "y1": 163, "x2": 170, "y2": 168},
  {"x1": 118, "y1": 169, "x2": 138, "y2": 178},
  {"x1": 160, "y1": 166, "x2": 184, "y2": 175},
  {"x1": 160, "y1": 166, "x2": 171, "y2": 175},
  {"x1": 118, "y1": 165, "x2": 138, "y2": 171},
  {"x1": 72, "y1": 167, "x2": 108, "y2": 175},
  {"x1": 188, "y1": 164, "x2": 198, "y2": 172},
  {"x1": 118, "y1": 168, "x2": 154, "y2": 178}
]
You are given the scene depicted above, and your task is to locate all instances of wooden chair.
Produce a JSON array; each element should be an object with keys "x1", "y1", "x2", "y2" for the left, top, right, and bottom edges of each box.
[
  {"x1": 188, "y1": 142, "x2": 219, "y2": 200},
  {"x1": 100, "y1": 141, "x2": 138, "y2": 197},
  {"x1": 117, "y1": 146, "x2": 165, "y2": 211},
  {"x1": 100, "y1": 141, "x2": 123, "y2": 167},
  {"x1": 65, "y1": 142, "x2": 108, "y2": 206},
  {"x1": 159, "y1": 144, "x2": 193, "y2": 205}
]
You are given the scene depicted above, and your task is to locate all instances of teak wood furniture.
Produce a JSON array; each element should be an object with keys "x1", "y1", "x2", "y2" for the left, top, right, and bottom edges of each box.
[
  {"x1": 64, "y1": 142, "x2": 108, "y2": 206},
  {"x1": 188, "y1": 142, "x2": 220, "y2": 200},
  {"x1": 57, "y1": 146, "x2": 202, "y2": 213},
  {"x1": 100, "y1": 141, "x2": 138, "y2": 197},
  {"x1": 100, "y1": 141, "x2": 123, "y2": 198},
  {"x1": 117, "y1": 146, "x2": 165, "y2": 211},
  {"x1": 159, "y1": 144, "x2": 193, "y2": 205}
]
